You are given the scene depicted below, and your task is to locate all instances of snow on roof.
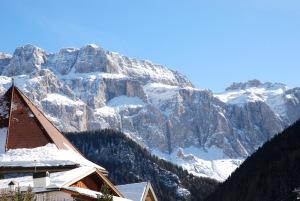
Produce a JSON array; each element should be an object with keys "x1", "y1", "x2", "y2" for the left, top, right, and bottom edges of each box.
[
  {"x1": 48, "y1": 166, "x2": 96, "y2": 188},
  {"x1": 0, "y1": 143, "x2": 105, "y2": 171},
  {"x1": 0, "y1": 166, "x2": 94, "y2": 189},
  {"x1": 116, "y1": 182, "x2": 148, "y2": 201},
  {"x1": 0, "y1": 175, "x2": 32, "y2": 189},
  {"x1": 62, "y1": 186, "x2": 132, "y2": 201},
  {"x1": 0, "y1": 169, "x2": 132, "y2": 201}
]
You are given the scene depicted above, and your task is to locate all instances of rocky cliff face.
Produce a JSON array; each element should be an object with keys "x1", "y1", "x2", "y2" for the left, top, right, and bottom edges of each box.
[{"x1": 0, "y1": 44, "x2": 299, "y2": 181}]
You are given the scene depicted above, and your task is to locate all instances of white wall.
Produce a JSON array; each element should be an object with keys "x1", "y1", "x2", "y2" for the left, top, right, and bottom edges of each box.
[
  {"x1": 33, "y1": 177, "x2": 50, "y2": 188},
  {"x1": 36, "y1": 191, "x2": 73, "y2": 201}
]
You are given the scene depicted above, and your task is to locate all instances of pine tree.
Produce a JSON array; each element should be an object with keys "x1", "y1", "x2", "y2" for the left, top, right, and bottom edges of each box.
[
  {"x1": 0, "y1": 192, "x2": 9, "y2": 201},
  {"x1": 23, "y1": 186, "x2": 35, "y2": 201},
  {"x1": 0, "y1": 186, "x2": 36, "y2": 201},
  {"x1": 13, "y1": 187, "x2": 24, "y2": 201},
  {"x1": 96, "y1": 184, "x2": 113, "y2": 201}
]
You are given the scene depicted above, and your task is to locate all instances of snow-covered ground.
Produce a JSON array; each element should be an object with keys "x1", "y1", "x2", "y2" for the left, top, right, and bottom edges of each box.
[{"x1": 153, "y1": 146, "x2": 243, "y2": 181}]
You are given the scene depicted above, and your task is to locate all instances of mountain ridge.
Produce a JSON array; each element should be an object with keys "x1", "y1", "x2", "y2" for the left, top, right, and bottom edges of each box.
[
  {"x1": 0, "y1": 44, "x2": 193, "y2": 88},
  {"x1": 225, "y1": 79, "x2": 287, "y2": 91},
  {"x1": 1, "y1": 44, "x2": 300, "y2": 181}
]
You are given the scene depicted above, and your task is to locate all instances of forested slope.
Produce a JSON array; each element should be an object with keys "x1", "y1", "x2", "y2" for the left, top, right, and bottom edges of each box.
[
  {"x1": 206, "y1": 119, "x2": 300, "y2": 201},
  {"x1": 66, "y1": 129, "x2": 218, "y2": 201}
]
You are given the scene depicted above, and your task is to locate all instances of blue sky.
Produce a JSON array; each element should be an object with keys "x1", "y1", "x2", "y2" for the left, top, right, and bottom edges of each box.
[{"x1": 1, "y1": 0, "x2": 299, "y2": 92}]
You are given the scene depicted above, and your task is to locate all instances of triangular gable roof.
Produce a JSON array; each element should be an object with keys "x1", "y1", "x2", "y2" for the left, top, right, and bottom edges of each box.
[
  {"x1": 116, "y1": 182, "x2": 158, "y2": 201},
  {"x1": 60, "y1": 167, "x2": 123, "y2": 197},
  {"x1": 0, "y1": 85, "x2": 80, "y2": 153},
  {"x1": 61, "y1": 187, "x2": 132, "y2": 201}
]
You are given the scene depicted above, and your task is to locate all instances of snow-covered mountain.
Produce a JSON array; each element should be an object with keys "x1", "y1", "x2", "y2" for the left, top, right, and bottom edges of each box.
[{"x1": 1, "y1": 44, "x2": 300, "y2": 181}]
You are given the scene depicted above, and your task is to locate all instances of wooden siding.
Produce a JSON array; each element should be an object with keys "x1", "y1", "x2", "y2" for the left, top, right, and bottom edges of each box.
[
  {"x1": 6, "y1": 87, "x2": 53, "y2": 149},
  {"x1": 0, "y1": 85, "x2": 82, "y2": 155},
  {"x1": 145, "y1": 190, "x2": 156, "y2": 201},
  {"x1": 71, "y1": 173, "x2": 103, "y2": 192},
  {"x1": 69, "y1": 171, "x2": 122, "y2": 197}
]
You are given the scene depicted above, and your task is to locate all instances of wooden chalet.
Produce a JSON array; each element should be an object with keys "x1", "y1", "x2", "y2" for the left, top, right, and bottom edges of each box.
[
  {"x1": 0, "y1": 166, "x2": 128, "y2": 201},
  {"x1": 0, "y1": 85, "x2": 101, "y2": 174},
  {"x1": 0, "y1": 84, "x2": 158, "y2": 201}
]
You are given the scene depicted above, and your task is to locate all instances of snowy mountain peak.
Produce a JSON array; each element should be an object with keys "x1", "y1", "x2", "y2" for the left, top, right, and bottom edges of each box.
[
  {"x1": 86, "y1": 43, "x2": 100, "y2": 49},
  {"x1": 13, "y1": 44, "x2": 45, "y2": 61},
  {"x1": 0, "y1": 52, "x2": 12, "y2": 59},
  {"x1": 1, "y1": 44, "x2": 193, "y2": 87},
  {"x1": 0, "y1": 53, "x2": 12, "y2": 70},
  {"x1": 2, "y1": 45, "x2": 46, "y2": 76},
  {"x1": 58, "y1": 47, "x2": 79, "y2": 54},
  {"x1": 17, "y1": 44, "x2": 43, "y2": 51},
  {"x1": 226, "y1": 79, "x2": 287, "y2": 91},
  {"x1": 215, "y1": 79, "x2": 296, "y2": 119}
]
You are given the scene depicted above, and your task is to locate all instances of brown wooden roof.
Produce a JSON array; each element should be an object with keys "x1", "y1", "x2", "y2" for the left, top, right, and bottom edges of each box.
[
  {"x1": 0, "y1": 85, "x2": 81, "y2": 154},
  {"x1": 65, "y1": 168, "x2": 123, "y2": 197}
]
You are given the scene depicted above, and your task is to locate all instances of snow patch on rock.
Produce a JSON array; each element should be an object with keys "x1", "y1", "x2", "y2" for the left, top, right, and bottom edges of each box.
[
  {"x1": 215, "y1": 82, "x2": 288, "y2": 117},
  {"x1": 108, "y1": 96, "x2": 146, "y2": 108},
  {"x1": 153, "y1": 147, "x2": 243, "y2": 181},
  {"x1": 43, "y1": 93, "x2": 85, "y2": 106}
]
